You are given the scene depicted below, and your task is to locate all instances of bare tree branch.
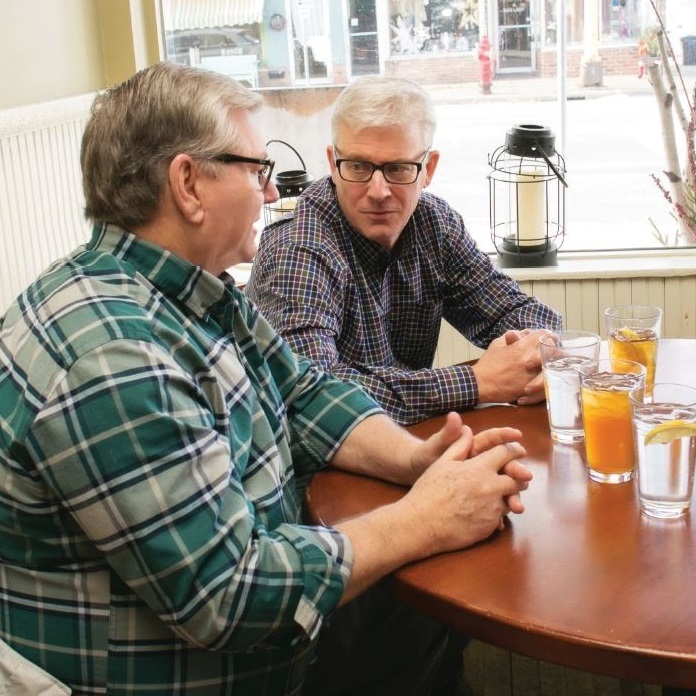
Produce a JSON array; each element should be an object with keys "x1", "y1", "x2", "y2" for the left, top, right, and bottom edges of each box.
[
  {"x1": 646, "y1": 61, "x2": 695, "y2": 242},
  {"x1": 649, "y1": 0, "x2": 693, "y2": 113},
  {"x1": 646, "y1": 0, "x2": 696, "y2": 244},
  {"x1": 656, "y1": 31, "x2": 689, "y2": 133}
]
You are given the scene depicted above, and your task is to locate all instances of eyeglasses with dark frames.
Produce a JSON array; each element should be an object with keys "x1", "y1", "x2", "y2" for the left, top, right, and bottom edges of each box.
[
  {"x1": 334, "y1": 149, "x2": 430, "y2": 185},
  {"x1": 212, "y1": 154, "x2": 275, "y2": 191}
]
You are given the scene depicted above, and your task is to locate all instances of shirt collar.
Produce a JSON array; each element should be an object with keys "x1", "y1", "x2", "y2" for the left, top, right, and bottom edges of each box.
[
  {"x1": 345, "y1": 210, "x2": 416, "y2": 273},
  {"x1": 87, "y1": 222, "x2": 233, "y2": 319},
  {"x1": 320, "y1": 176, "x2": 418, "y2": 262}
]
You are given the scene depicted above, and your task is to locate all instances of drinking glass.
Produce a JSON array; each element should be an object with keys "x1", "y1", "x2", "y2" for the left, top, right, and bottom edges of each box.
[
  {"x1": 579, "y1": 358, "x2": 646, "y2": 483},
  {"x1": 630, "y1": 383, "x2": 696, "y2": 519},
  {"x1": 605, "y1": 304, "x2": 662, "y2": 398},
  {"x1": 539, "y1": 331, "x2": 601, "y2": 443}
]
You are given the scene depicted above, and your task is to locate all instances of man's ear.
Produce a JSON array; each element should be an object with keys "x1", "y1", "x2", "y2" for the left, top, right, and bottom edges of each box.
[
  {"x1": 326, "y1": 145, "x2": 340, "y2": 185},
  {"x1": 423, "y1": 150, "x2": 440, "y2": 188},
  {"x1": 168, "y1": 153, "x2": 205, "y2": 224},
  {"x1": 326, "y1": 144, "x2": 336, "y2": 169}
]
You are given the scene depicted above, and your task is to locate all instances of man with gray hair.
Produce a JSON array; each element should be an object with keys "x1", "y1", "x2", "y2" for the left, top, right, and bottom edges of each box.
[
  {"x1": 0, "y1": 63, "x2": 532, "y2": 695},
  {"x1": 247, "y1": 75, "x2": 562, "y2": 426}
]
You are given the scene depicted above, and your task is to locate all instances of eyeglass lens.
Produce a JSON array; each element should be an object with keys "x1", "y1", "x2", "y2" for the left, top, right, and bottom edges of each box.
[
  {"x1": 339, "y1": 160, "x2": 420, "y2": 184},
  {"x1": 212, "y1": 154, "x2": 274, "y2": 191},
  {"x1": 260, "y1": 162, "x2": 274, "y2": 190}
]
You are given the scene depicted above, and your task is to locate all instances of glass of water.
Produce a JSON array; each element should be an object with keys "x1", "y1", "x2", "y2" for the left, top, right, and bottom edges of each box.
[
  {"x1": 630, "y1": 383, "x2": 696, "y2": 519},
  {"x1": 539, "y1": 331, "x2": 601, "y2": 443}
]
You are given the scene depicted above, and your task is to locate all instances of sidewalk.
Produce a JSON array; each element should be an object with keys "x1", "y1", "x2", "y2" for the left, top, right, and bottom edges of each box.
[{"x1": 426, "y1": 63, "x2": 696, "y2": 104}]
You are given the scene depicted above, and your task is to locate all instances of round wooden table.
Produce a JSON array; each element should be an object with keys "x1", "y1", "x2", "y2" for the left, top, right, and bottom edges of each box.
[{"x1": 305, "y1": 339, "x2": 696, "y2": 688}]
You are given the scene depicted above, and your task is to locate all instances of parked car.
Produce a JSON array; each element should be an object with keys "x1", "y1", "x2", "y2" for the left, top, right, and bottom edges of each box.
[{"x1": 166, "y1": 27, "x2": 260, "y2": 66}]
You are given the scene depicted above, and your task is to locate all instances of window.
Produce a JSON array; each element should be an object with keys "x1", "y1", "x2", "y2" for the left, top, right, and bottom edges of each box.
[
  {"x1": 159, "y1": 0, "x2": 696, "y2": 254},
  {"x1": 605, "y1": 0, "x2": 640, "y2": 40},
  {"x1": 291, "y1": 0, "x2": 331, "y2": 82},
  {"x1": 160, "y1": 0, "x2": 263, "y2": 88}
]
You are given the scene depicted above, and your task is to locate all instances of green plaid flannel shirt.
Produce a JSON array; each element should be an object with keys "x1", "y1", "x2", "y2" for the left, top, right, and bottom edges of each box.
[{"x1": 0, "y1": 223, "x2": 381, "y2": 695}]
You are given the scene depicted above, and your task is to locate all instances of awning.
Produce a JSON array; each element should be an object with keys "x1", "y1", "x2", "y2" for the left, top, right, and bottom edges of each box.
[{"x1": 164, "y1": 0, "x2": 264, "y2": 31}]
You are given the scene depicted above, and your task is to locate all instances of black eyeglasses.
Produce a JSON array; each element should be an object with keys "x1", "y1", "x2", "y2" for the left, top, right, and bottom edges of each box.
[
  {"x1": 334, "y1": 149, "x2": 430, "y2": 185},
  {"x1": 212, "y1": 154, "x2": 275, "y2": 191}
]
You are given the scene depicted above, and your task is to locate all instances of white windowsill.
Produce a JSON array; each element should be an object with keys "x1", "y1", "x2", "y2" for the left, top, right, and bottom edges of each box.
[
  {"x1": 230, "y1": 248, "x2": 696, "y2": 286},
  {"x1": 495, "y1": 248, "x2": 696, "y2": 282}
]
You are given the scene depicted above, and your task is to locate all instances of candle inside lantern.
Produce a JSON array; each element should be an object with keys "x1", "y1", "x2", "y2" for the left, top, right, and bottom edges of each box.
[
  {"x1": 271, "y1": 196, "x2": 298, "y2": 221},
  {"x1": 516, "y1": 169, "x2": 546, "y2": 246}
]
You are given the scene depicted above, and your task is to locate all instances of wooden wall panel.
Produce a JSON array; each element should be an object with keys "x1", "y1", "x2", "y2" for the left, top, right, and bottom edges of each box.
[{"x1": 435, "y1": 276, "x2": 696, "y2": 366}]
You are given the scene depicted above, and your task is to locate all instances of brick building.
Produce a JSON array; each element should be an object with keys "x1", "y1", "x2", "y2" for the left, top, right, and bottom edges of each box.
[{"x1": 161, "y1": 0, "x2": 694, "y2": 87}]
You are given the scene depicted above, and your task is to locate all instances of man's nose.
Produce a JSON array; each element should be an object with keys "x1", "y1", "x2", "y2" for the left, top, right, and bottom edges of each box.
[
  {"x1": 265, "y1": 180, "x2": 280, "y2": 203},
  {"x1": 366, "y1": 169, "x2": 391, "y2": 197}
]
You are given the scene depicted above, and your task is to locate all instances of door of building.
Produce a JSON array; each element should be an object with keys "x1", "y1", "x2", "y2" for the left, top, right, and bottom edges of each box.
[
  {"x1": 496, "y1": 0, "x2": 535, "y2": 73},
  {"x1": 290, "y1": 0, "x2": 331, "y2": 84},
  {"x1": 346, "y1": 0, "x2": 379, "y2": 76}
]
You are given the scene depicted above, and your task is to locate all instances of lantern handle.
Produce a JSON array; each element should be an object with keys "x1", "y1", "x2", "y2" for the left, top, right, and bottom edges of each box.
[
  {"x1": 533, "y1": 141, "x2": 568, "y2": 188},
  {"x1": 266, "y1": 139, "x2": 307, "y2": 170}
]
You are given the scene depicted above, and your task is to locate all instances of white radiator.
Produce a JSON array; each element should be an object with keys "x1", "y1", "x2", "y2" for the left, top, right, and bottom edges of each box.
[
  {"x1": 436, "y1": 275, "x2": 696, "y2": 366},
  {"x1": 0, "y1": 94, "x2": 93, "y2": 313}
]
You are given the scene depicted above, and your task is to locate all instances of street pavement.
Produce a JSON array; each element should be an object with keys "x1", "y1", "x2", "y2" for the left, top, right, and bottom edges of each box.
[
  {"x1": 422, "y1": 64, "x2": 696, "y2": 252},
  {"x1": 425, "y1": 63, "x2": 696, "y2": 104}
]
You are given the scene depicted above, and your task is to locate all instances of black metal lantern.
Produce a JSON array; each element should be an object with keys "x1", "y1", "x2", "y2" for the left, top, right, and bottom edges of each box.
[
  {"x1": 263, "y1": 139, "x2": 313, "y2": 225},
  {"x1": 488, "y1": 124, "x2": 568, "y2": 268}
]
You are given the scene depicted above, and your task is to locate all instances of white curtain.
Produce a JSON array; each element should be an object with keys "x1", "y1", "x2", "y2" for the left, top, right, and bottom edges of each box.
[{"x1": 290, "y1": 0, "x2": 326, "y2": 45}]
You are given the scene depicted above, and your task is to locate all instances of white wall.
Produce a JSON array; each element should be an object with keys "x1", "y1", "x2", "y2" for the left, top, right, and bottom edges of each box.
[
  {"x1": 435, "y1": 273, "x2": 696, "y2": 365},
  {"x1": 1, "y1": 0, "x2": 104, "y2": 109},
  {"x1": 0, "y1": 0, "x2": 160, "y2": 110}
]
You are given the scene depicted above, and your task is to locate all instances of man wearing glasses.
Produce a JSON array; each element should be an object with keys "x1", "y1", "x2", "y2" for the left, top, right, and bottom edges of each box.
[
  {"x1": 246, "y1": 74, "x2": 561, "y2": 695},
  {"x1": 247, "y1": 75, "x2": 562, "y2": 428},
  {"x1": 0, "y1": 63, "x2": 533, "y2": 696}
]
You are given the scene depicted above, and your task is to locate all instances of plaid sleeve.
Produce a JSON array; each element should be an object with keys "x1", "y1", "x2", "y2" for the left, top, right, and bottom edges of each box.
[
  {"x1": 26, "y1": 338, "x2": 352, "y2": 649},
  {"x1": 312, "y1": 360, "x2": 480, "y2": 426}
]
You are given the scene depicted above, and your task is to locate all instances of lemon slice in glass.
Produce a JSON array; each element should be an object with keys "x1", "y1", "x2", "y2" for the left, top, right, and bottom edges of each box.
[
  {"x1": 618, "y1": 326, "x2": 642, "y2": 341},
  {"x1": 643, "y1": 420, "x2": 696, "y2": 445}
]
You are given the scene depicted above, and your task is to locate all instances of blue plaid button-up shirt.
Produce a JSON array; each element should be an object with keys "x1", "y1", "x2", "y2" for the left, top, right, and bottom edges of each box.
[{"x1": 247, "y1": 177, "x2": 563, "y2": 425}]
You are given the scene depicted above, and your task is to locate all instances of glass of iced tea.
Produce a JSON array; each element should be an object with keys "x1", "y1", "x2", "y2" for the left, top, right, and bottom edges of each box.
[
  {"x1": 579, "y1": 358, "x2": 646, "y2": 483},
  {"x1": 605, "y1": 304, "x2": 662, "y2": 398}
]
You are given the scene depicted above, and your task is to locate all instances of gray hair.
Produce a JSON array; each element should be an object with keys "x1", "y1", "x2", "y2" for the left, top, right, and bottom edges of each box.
[
  {"x1": 81, "y1": 61, "x2": 263, "y2": 229},
  {"x1": 330, "y1": 75, "x2": 436, "y2": 145}
]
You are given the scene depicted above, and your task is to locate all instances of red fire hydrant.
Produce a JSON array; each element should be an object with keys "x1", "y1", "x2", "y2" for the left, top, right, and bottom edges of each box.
[{"x1": 477, "y1": 36, "x2": 493, "y2": 94}]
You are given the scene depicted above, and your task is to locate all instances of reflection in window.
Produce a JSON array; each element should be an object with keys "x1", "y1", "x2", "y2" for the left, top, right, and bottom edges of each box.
[
  {"x1": 291, "y1": 0, "x2": 329, "y2": 83},
  {"x1": 348, "y1": 0, "x2": 379, "y2": 75},
  {"x1": 497, "y1": 0, "x2": 533, "y2": 72},
  {"x1": 543, "y1": 0, "x2": 557, "y2": 45},
  {"x1": 160, "y1": 1, "x2": 261, "y2": 66},
  {"x1": 604, "y1": 0, "x2": 637, "y2": 40},
  {"x1": 390, "y1": 0, "x2": 479, "y2": 54}
]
